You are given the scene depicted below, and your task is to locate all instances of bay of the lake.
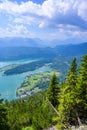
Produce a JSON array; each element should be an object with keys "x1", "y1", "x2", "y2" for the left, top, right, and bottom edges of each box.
[{"x1": 0, "y1": 59, "x2": 51, "y2": 101}]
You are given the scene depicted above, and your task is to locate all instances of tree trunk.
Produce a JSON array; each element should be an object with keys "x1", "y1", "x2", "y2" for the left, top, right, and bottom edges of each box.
[{"x1": 75, "y1": 111, "x2": 82, "y2": 126}]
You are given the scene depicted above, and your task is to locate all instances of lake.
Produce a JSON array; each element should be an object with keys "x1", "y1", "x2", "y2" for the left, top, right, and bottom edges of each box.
[{"x1": 0, "y1": 59, "x2": 51, "y2": 101}]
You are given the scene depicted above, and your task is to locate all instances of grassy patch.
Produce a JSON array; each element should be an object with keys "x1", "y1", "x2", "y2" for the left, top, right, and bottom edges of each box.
[
  {"x1": 22, "y1": 126, "x2": 34, "y2": 130},
  {"x1": 17, "y1": 71, "x2": 60, "y2": 97}
]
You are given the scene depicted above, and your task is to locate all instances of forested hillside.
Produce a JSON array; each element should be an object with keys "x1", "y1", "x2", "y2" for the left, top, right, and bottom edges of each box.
[
  {"x1": 4, "y1": 59, "x2": 52, "y2": 75},
  {"x1": 0, "y1": 42, "x2": 86, "y2": 61},
  {"x1": 0, "y1": 54, "x2": 87, "y2": 130}
]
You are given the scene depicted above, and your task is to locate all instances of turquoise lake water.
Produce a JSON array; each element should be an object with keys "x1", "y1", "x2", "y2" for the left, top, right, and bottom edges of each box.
[{"x1": 0, "y1": 59, "x2": 51, "y2": 101}]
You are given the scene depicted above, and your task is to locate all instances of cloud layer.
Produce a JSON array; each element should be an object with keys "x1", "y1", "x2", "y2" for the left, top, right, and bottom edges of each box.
[{"x1": 0, "y1": 0, "x2": 87, "y2": 41}]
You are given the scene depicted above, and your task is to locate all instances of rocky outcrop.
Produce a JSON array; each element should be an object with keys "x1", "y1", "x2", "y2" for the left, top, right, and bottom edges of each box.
[
  {"x1": 44, "y1": 126, "x2": 57, "y2": 130},
  {"x1": 71, "y1": 125, "x2": 87, "y2": 130}
]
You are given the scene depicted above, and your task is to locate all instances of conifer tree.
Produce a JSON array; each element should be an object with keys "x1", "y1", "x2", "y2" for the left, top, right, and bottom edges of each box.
[
  {"x1": 57, "y1": 58, "x2": 78, "y2": 129},
  {"x1": 76, "y1": 55, "x2": 87, "y2": 121},
  {"x1": 66, "y1": 58, "x2": 77, "y2": 86},
  {"x1": 47, "y1": 73, "x2": 60, "y2": 107}
]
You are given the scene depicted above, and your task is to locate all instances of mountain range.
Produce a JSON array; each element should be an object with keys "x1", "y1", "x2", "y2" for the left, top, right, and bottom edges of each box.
[
  {"x1": 0, "y1": 37, "x2": 86, "y2": 47},
  {"x1": 0, "y1": 37, "x2": 87, "y2": 61}
]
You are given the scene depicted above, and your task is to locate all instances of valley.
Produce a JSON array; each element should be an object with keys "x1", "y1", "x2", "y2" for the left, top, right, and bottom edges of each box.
[
  {"x1": 0, "y1": 42, "x2": 86, "y2": 101},
  {"x1": 0, "y1": 59, "x2": 52, "y2": 101},
  {"x1": 0, "y1": 0, "x2": 87, "y2": 129}
]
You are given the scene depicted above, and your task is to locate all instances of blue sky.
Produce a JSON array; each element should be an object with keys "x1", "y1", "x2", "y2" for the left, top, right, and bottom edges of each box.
[
  {"x1": 10, "y1": 0, "x2": 45, "y2": 4},
  {"x1": 0, "y1": 0, "x2": 87, "y2": 43}
]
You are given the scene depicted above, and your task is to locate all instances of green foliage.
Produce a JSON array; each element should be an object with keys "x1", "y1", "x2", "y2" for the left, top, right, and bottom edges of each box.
[
  {"x1": 76, "y1": 55, "x2": 87, "y2": 121},
  {"x1": 1, "y1": 54, "x2": 87, "y2": 130},
  {"x1": 22, "y1": 126, "x2": 34, "y2": 130},
  {"x1": 57, "y1": 58, "x2": 78, "y2": 129},
  {"x1": 0, "y1": 99, "x2": 10, "y2": 130},
  {"x1": 47, "y1": 73, "x2": 60, "y2": 107},
  {"x1": 17, "y1": 71, "x2": 59, "y2": 98},
  {"x1": 57, "y1": 55, "x2": 87, "y2": 129},
  {"x1": 6, "y1": 91, "x2": 56, "y2": 130},
  {"x1": 66, "y1": 58, "x2": 77, "y2": 86}
]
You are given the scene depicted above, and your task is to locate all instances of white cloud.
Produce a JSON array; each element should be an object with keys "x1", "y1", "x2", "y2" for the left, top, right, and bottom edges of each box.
[
  {"x1": 72, "y1": 30, "x2": 87, "y2": 39},
  {"x1": 78, "y1": 1, "x2": 87, "y2": 21},
  {"x1": 14, "y1": 18, "x2": 24, "y2": 23},
  {"x1": 0, "y1": 0, "x2": 41, "y2": 15},
  {"x1": 39, "y1": 20, "x2": 49, "y2": 28},
  {"x1": 0, "y1": 24, "x2": 33, "y2": 37},
  {"x1": 41, "y1": 0, "x2": 56, "y2": 18},
  {"x1": 0, "y1": 0, "x2": 87, "y2": 40},
  {"x1": 0, "y1": 0, "x2": 87, "y2": 24}
]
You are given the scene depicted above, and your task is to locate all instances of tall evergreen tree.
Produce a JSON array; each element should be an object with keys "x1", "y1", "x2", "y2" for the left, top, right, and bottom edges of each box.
[
  {"x1": 47, "y1": 73, "x2": 60, "y2": 107},
  {"x1": 76, "y1": 55, "x2": 87, "y2": 121},
  {"x1": 66, "y1": 58, "x2": 77, "y2": 86},
  {"x1": 57, "y1": 58, "x2": 78, "y2": 129}
]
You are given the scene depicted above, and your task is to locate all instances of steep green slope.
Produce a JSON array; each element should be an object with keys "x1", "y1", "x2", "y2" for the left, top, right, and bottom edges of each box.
[{"x1": 6, "y1": 91, "x2": 57, "y2": 130}]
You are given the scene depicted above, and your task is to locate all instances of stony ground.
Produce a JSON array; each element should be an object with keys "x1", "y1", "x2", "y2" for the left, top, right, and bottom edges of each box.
[
  {"x1": 71, "y1": 125, "x2": 87, "y2": 130},
  {"x1": 44, "y1": 125, "x2": 87, "y2": 130},
  {"x1": 44, "y1": 126, "x2": 57, "y2": 130}
]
